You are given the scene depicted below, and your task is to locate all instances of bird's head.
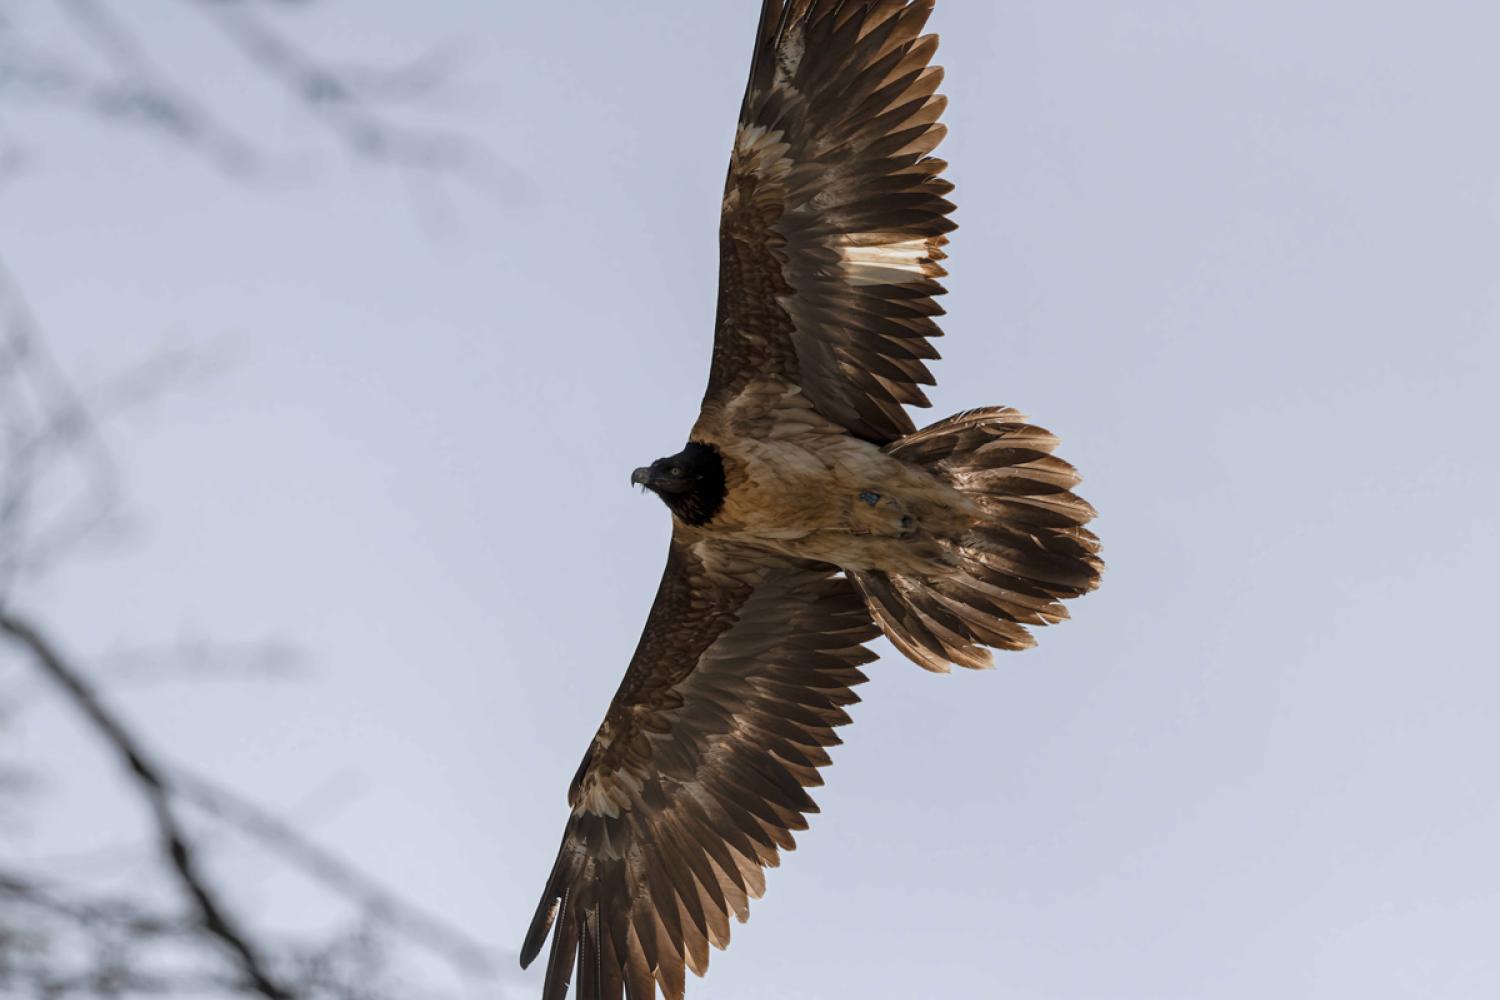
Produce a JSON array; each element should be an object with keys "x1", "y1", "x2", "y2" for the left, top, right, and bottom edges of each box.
[{"x1": 631, "y1": 442, "x2": 726, "y2": 527}]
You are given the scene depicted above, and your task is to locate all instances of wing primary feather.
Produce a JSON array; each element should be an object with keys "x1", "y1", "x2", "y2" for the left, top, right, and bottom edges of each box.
[
  {"x1": 576, "y1": 908, "x2": 599, "y2": 1000},
  {"x1": 521, "y1": 847, "x2": 570, "y2": 968},
  {"x1": 542, "y1": 888, "x2": 578, "y2": 1000}
]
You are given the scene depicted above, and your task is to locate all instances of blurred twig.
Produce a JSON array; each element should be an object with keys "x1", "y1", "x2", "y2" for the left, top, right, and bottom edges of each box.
[
  {"x1": 0, "y1": 261, "x2": 121, "y2": 601},
  {"x1": 0, "y1": 612, "x2": 293, "y2": 1000},
  {"x1": 172, "y1": 769, "x2": 499, "y2": 977},
  {"x1": 103, "y1": 637, "x2": 307, "y2": 686},
  {"x1": 0, "y1": 2, "x2": 263, "y2": 173},
  {"x1": 1, "y1": 4, "x2": 509, "y2": 995},
  {"x1": 0, "y1": 868, "x2": 189, "y2": 941},
  {"x1": 188, "y1": 0, "x2": 490, "y2": 179},
  {"x1": 1, "y1": 0, "x2": 501, "y2": 187},
  {"x1": 0, "y1": 614, "x2": 294, "y2": 995}
]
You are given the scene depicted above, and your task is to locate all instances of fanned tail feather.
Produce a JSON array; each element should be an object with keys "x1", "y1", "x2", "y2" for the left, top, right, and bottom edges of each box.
[{"x1": 852, "y1": 406, "x2": 1102, "y2": 671}]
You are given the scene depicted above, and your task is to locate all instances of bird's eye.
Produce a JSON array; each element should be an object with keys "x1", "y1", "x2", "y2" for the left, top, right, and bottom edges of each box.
[{"x1": 670, "y1": 467, "x2": 684, "y2": 477}]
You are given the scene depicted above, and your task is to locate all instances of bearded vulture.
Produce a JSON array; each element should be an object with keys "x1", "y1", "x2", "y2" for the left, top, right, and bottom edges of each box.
[{"x1": 520, "y1": 2, "x2": 1102, "y2": 996}]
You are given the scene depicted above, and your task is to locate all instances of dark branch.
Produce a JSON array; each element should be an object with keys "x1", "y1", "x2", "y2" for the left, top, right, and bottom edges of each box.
[
  {"x1": 171, "y1": 769, "x2": 499, "y2": 976},
  {"x1": 0, "y1": 612, "x2": 294, "y2": 1000},
  {"x1": 0, "y1": 261, "x2": 122, "y2": 600},
  {"x1": 187, "y1": 0, "x2": 497, "y2": 183},
  {"x1": 0, "y1": 867, "x2": 190, "y2": 940},
  {"x1": 1, "y1": 0, "x2": 502, "y2": 188},
  {"x1": 1, "y1": 3, "x2": 264, "y2": 173}
]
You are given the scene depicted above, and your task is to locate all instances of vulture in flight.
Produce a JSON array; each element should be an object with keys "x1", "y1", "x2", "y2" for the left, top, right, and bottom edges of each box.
[{"x1": 521, "y1": 2, "x2": 1102, "y2": 996}]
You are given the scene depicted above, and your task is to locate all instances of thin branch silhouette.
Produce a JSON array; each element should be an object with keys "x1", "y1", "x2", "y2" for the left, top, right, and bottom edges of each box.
[
  {"x1": 171, "y1": 769, "x2": 500, "y2": 977},
  {"x1": 1, "y1": 5, "x2": 509, "y2": 995},
  {"x1": 0, "y1": 612, "x2": 293, "y2": 1000},
  {"x1": 2, "y1": 0, "x2": 502, "y2": 186}
]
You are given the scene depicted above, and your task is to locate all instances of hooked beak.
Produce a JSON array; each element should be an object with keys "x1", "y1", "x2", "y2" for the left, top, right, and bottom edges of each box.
[{"x1": 631, "y1": 467, "x2": 653, "y2": 488}]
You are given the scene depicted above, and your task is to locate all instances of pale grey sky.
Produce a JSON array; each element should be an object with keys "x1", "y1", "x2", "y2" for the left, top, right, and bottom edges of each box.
[{"x1": 4, "y1": 2, "x2": 1498, "y2": 998}]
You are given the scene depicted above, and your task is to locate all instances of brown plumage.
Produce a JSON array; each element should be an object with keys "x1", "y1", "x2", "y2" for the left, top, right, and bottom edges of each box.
[{"x1": 521, "y1": 3, "x2": 1102, "y2": 997}]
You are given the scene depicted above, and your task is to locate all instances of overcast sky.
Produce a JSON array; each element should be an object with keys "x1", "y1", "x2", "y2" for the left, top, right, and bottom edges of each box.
[{"x1": 4, "y1": 2, "x2": 1498, "y2": 998}]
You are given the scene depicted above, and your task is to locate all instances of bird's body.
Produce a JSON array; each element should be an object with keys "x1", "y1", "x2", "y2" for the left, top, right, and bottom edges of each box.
[
  {"x1": 522, "y1": 3, "x2": 1103, "y2": 997},
  {"x1": 691, "y1": 380, "x2": 974, "y2": 574}
]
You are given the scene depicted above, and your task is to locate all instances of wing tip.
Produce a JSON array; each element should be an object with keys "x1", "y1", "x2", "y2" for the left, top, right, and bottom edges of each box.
[{"x1": 519, "y1": 892, "x2": 558, "y2": 969}]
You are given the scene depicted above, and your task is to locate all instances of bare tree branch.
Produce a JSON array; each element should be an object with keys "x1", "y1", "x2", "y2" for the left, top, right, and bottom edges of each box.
[
  {"x1": 186, "y1": 0, "x2": 487, "y2": 177},
  {"x1": 2, "y1": 5, "x2": 512, "y2": 995},
  {"x1": 0, "y1": 5, "x2": 263, "y2": 174},
  {"x1": 0, "y1": 868, "x2": 189, "y2": 941},
  {"x1": 0, "y1": 260, "x2": 122, "y2": 601},
  {"x1": 0, "y1": 262, "x2": 504, "y2": 998},
  {"x1": 103, "y1": 637, "x2": 306, "y2": 687},
  {"x1": 171, "y1": 769, "x2": 499, "y2": 977},
  {"x1": 2, "y1": 0, "x2": 504, "y2": 189},
  {"x1": 0, "y1": 612, "x2": 293, "y2": 1000}
]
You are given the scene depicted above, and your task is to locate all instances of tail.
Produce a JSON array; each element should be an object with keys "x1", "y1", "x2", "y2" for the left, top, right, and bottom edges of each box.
[{"x1": 850, "y1": 407, "x2": 1103, "y2": 672}]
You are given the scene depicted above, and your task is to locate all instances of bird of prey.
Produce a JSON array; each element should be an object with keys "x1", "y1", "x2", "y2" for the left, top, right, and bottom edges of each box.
[{"x1": 521, "y1": 2, "x2": 1102, "y2": 997}]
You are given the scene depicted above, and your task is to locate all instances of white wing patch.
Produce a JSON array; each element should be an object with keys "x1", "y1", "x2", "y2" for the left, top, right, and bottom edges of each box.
[
  {"x1": 735, "y1": 124, "x2": 793, "y2": 179},
  {"x1": 574, "y1": 752, "x2": 644, "y2": 819},
  {"x1": 724, "y1": 124, "x2": 795, "y2": 214},
  {"x1": 837, "y1": 236, "x2": 941, "y2": 287}
]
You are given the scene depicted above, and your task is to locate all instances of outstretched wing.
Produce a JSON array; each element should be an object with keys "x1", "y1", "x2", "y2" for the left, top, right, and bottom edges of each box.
[
  {"x1": 708, "y1": 0, "x2": 955, "y2": 444},
  {"x1": 520, "y1": 535, "x2": 879, "y2": 1000}
]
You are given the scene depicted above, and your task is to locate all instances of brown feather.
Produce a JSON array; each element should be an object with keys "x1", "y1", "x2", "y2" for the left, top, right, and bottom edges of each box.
[{"x1": 848, "y1": 407, "x2": 1104, "y2": 670}]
